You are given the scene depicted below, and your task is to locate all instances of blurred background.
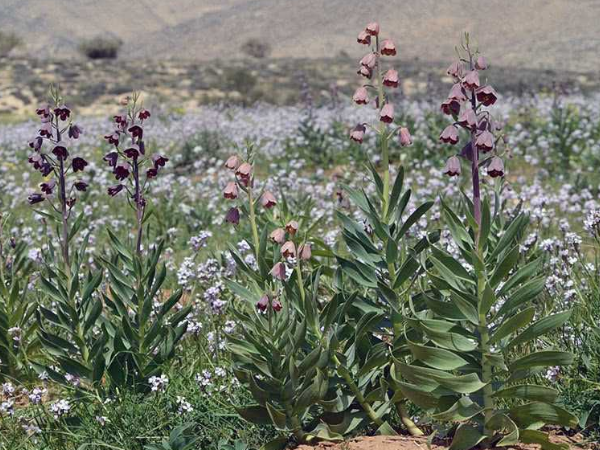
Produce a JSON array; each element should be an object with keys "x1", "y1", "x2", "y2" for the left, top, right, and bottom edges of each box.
[{"x1": 1, "y1": 0, "x2": 600, "y2": 116}]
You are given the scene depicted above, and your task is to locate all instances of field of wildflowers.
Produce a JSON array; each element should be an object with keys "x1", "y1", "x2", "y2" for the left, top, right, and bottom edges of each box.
[{"x1": 1, "y1": 22, "x2": 600, "y2": 450}]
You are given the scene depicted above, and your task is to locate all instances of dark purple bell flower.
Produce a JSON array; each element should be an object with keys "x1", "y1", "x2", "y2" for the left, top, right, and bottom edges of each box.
[
  {"x1": 124, "y1": 144, "x2": 140, "y2": 159},
  {"x1": 108, "y1": 184, "x2": 124, "y2": 196},
  {"x1": 72, "y1": 157, "x2": 88, "y2": 172},
  {"x1": 29, "y1": 137, "x2": 43, "y2": 151},
  {"x1": 40, "y1": 179, "x2": 56, "y2": 195},
  {"x1": 40, "y1": 162, "x2": 53, "y2": 177},
  {"x1": 68, "y1": 124, "x2": 82, "y2": 139},
  {"x1": 28, "y1": 193, "x2": 44, "y2": 205},
  {"x1": 146, "y1": 168, "x2": 158, "y2": 178},
  {"x1": 54, "y1": 106, "x2": 71, "y2": 121},
  {"x1": 128, "y1": 125, "x2": 143, "y2": 140},
  {"x1": 114, "y1": 162, "x2": 131, "y2": 181},
  {"x1": 152, "y1": 154, "x2": 169, "y2": 169},
  {"x1": 52, "y1": 145, "x2": 69, "y2": 160},
  {"x1": 103, "y1": 152, "x2": 118, "y2": 167},
  {"x1": 225, "y1": 207, "x2": 240, "y2": 225},
  {"x1": 138, "y1": 109, "x2": 151, "y2": 121},
  {"x1": 74, "y1": 181, "x2": 88, "y2": 192},
  {"x1": 104, "y1": 132, "x2": 120, "y2": 146}
]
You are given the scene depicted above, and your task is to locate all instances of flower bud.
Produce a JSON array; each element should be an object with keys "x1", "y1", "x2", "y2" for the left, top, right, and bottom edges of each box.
[
  {"x1": 272, "y1": 300, "x2": 283, "y2": 312},
  {"x1": 360, "y1": 53, "x2": 377, "y2": 69},
  {"x1": 270, "y1": 262, "x2": 287, "y2": 280},
  {"x1": 225, "y1": 155, "x2": 240, "y2": 170},
  {"x1": 350, "y1": 124, "x2": 366, "y2": 143},
  {"x1": 462, "y1": 70, "x2": 481, "y2": 90},
  {"x1": 223, "y1": 182, "x2": 238, "y2": 199},
  {"x1": 225, "y1": 207, "x2": 240, "y2": 225},
  {"x1": 380, "y1": 40, "x2": 396, "y2": 56},
  {"x1": 27, "y1": 193, "x2": 44, "y2": 204},
  {"x1": 443, "y1": 156, "x2": 461, "y2": 177},
  {"x1": 138, "y1": 109, "x2": 151, "y2": 121},
  {"x1": 357, "y1": 66, "x2": 372, "y2": 79},
  {"x1": 382, "y1": 69, "x2": 399, "y2": 88},
  {"x1": 285, "y1": 221, "x2": 299, "y2": 235},
  {"x1": 281, "y1": 241, "x2": 296, "y2": 259},
  {"x1": 487, "y1": 157, "x2": 504, "y2": 178},
  {"x1": 475, "y1": 130, "x2": 494, "y2": 152},
  {"x1": 379, "y1": 104, "x2": 394, "y2": 124},
  {"x1": 357, "y1": 31, "x2": 371, "y2": 45},
  {"x1": 353, "y1": 87, "x2": 369, "y2": 104},
  {"x1": 298, "y1": 243, "x2": 312, "y2": 261},
  {"x1": 475, "y1": 56, "x2": 487, "y2": 70},
  {"x1": 256, "y1": 295, "x2": 269, "y2": 312},
  {"x1": 446, "y1": 61, "x2": 463, "y2": 78},
  {"x1": 261, "y1": 191, "x2": 277, "y2": 209},
  {"x1": 440, "y1": 125, "x2": 459, "y2": 145},
  {"x1": 398, "y1": 127, "x2": 412, "y2": 147},
  {"x1": 365, "y1": 22, "x2": 379, "y2": 36},
  {"x1": 270, "y1": 228, "x2": 286, "y2": 244}
]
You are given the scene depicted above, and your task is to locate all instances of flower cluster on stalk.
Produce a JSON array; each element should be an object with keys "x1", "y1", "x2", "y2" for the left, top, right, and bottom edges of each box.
[
  {"x1": 439, "y1": 36, "x2": 506, "y2": 180},
  {"x1": 27, "y1": 93, "x2": 89, "y2": 208}
]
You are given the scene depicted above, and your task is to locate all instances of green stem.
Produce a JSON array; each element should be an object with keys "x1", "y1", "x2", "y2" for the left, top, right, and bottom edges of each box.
[
  {"x1": 396, "y1": 401, "x2": 424, "y2": 436},
  {"x1": 332, "y1": 354, "x2": 383, "y2": 427},
  {"x1": 375, "y1": 35, "x2": 390, "y2": 219},
  {"x1": 477, "y1": 257, "x2": 494, "y2": 439},
  {"x1": 247, "y1": 186, "x2": 260, "y2": 262}
]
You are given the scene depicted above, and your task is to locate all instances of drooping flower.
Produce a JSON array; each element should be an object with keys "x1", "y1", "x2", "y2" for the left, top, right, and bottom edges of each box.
[
  {"x1": 108, "y1": 185, "x2": 124, "y2": 197},
  {"x1": 225, "y1": 207, "x2": 240, "y2": 225},
  {"x1": 152, "y1": 154, "x2": 169, "y2": 168},
  {"x1": 360, "y1": 53, "x2": 377, "y2": 69},
  {"x1": 114, "y1": 162, "x2": 131, "y2": 181},
  {"x1": 382, "y1": 69, "x2": 399, "y2": 88},
  {"x1": 475, "y1": 130, "x2": 494, "y2": 152},
  {"x1": 462, "y1": 70, "x2": 481, "y2": 90},
  {"x1": 476, "y1": 85, "x2": 498, "y2": 106},
  {"x1": 379, "y1": 103, "x2": 394, "y2": 123},
  {"x1": 440, "y1": 125, "x2": 460, "y2": 144},
  {"x1": 443, "y1": 156, "x2": 462, "y2": 177},
  {"x1": 365, "y1": 22, "x2": 380, "y2": 36},
  {"x1": 350, "y1": 123, "x2": 366, "y2": 143},
  {"x1": 72, "y1": 157, "x2": 88, "y2": 172},
  {"x1": 446, "y1": 61, "x2": 463, "y2": 78},
  {"x1": 270, "y1": 228, "x2": 286, "y2": 244},
  {"x1": 380, "y1": 39, "x2": 396, "y2": 56},
  {"x1": 398, "y1": 127, "x2": 412, "y2": 146},
  {"x1": 298, "y1": 243, "x2": 312, "y2": 261},
  {"x1": 457, "y1": 107, "x2": 477, "y2": 130},
  {"x1": 261, "y1": 191, "x2": 277, "y2": 209},
  {"x1": 353, "y1": 86, "x2": 369, "y2": 104},
  {"x1": 285, "y1": 221, "x2": 299, "y2": 235},
  {"x1": 281, "y1": 241, "x2": 296, "y2": 259},
  {"x1": 487, "y1": 157, "x2": 504, "y2": 178},
  {"x1": 223, "y1": 182, "x2": 238, "y2": 199},
  {"x1": 270, "y1": 262, "x2": 287, "y2": 280},
  {"x1": 103, "y1": 152, "x2": 119, "y2": 167},
  {"x1": 52, "y1": 145, "x2": 69, "y2": 160},
  {"x1": 357, "y1": 31, "x2": 371, "y2": 45}
]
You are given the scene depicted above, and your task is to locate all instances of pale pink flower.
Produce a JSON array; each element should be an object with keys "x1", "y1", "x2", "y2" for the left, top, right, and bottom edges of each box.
[
  {"x1": 353, "y1": 86, "x2": 369, "y2": 104},
  {"x1": 398, "y1": 127, "x2": 412, "y2": 146},
  {"x1": 380, "y1": 40, "x2": 396, "y2": 56},
  {"x1": 379, "y1": 103, "x2": 394, "y2": 124},
  {"x1": 223, "y1": 182, "x2": 238, "y2": 199},
  {"x1": 440, "y1": 125, "x2": 459, "y2": 145},
  {"x1": 382, "y1": 69, "x2": 399, "y2": 88},
  {"x1": 365, "y1": 22, "x2": 380, "y2": 36}
]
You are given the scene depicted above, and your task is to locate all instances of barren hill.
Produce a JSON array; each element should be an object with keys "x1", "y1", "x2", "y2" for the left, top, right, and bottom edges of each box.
[{"x1": 1, "y1": 0, "x2": 600, "y2": 72}]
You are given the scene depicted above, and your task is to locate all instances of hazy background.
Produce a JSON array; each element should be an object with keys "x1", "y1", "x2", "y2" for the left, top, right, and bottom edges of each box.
[{"x1": 2, "y1": 0, "x2": 599, "y2": 71}]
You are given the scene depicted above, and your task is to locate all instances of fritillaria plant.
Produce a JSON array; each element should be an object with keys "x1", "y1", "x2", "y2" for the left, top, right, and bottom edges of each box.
[
  {"x1": 103, "y1": 93, "x2": 169, "y2": 254},
  {"x1": 351, "y1": 22, "x2": 412, "y2": 220},
  {"x1": 27, "y1": 86, "x2": 88, "y2": 272}
]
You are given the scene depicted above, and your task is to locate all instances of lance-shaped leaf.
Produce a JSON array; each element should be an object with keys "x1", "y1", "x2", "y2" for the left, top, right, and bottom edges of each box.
[
  {"x1": 509, "y1": 351, "x2": 574, "y2": 371},
  {"x1": 449, "y1": 423, "x2": 485, "y2": 450},
  {"x1": 507, "y1": 310, "x2": 571, "y2": 349},
  {"x1": 509, "y1": 402, "x2": 578, "y2": 428},
  {"x1": 408, "y1": 342, "x2": 469, "y2": 370},
  {"x1": 493, "y1": 385, "x2": 558, "y2": 403},
  {"x1": 489, "y1": 306, "x2": 535, "y2": 345}
]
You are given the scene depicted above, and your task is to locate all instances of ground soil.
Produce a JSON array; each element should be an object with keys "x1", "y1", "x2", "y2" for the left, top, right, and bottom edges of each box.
[{"x1": 295, "y1": 432, "x2": 597, "y2": 450}]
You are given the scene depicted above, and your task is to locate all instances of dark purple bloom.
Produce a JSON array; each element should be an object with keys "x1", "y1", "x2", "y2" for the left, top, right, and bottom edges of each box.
[
  {"x1": 225, "y1": 207, "x2": 240, "y2": 225},
  {"x1": 138, "y1": 109, "x2": 151, "y2": 121},
  {"x1": 68, "y1": 124, "x2": 82, "y2": 139},
  {"x1": 146, "y1": 168, "x2": 158, "y2": 178},
  {"x1": 103, "y1": 152, "x2": 118, "y2": 167},
  {"x1": 28, "y1": 153, "x2": 44, "y2": 169},
  {"x1": 39, "y1": 122, "x2": 53, "y2": 138},
  {"x1": 114, "y1": 162, "x2": 131, "y2": 181},
  {"x1": 124, "y1": 144, "x2": 140, "y2": 159},
  {"x1": 40, "y1": 179, "x2": 56, "y2": 195},
  {"x1": 27, "y1": 193, "x2": 44, "y2": 205},
  {"x1": 152, "y1": 154, "x2": 169, "y2": 169},
  {"x1": 74, "y1": 181, "x2": 88, "y2": 192},
  {"x1": 52, "y1": 145, "x2": 69, "y2": 160},
  {"x1": 108, "y1": 184, "x2": 124, "y2": 196},
  {"x1": 36, "y1": 104, "x2": 50, "y2": 117},
  {"x1": 40, "y1": 162, "x2": 53, "y2": 177},
  {"x1": 72, "y1": 157, "x2": 88, "y2": 172},
  {"x1": 128, "y1": 125, "x2": 143, "y2": 140},
  {"x1": 256, "y1": 295, "x2": 269, "y2": 312},
  {"x1": 104, "y1": 132, "x2": 120, "y2": 146},
  {"x1": 114, "y1": 115, "x2": 127, "y2": 126},
  {"x1": 29, "y1": 137, "x2": 43, "y2": 151},
  {"x1": 54, "y1": 107, "x2": 71, "y2": 121}
]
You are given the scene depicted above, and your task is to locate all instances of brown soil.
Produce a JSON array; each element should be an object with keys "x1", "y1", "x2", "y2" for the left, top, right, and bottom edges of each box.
[{"x1": 295, "y1": 432, "x2": 596, "y2": 450}]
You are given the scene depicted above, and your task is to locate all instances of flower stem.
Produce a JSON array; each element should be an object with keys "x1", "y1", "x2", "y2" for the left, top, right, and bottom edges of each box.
[{"x1": 247, "y1": 185, "x2": 261, "y2": 261}]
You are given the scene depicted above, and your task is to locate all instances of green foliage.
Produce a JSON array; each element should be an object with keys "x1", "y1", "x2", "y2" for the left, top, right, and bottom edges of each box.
[
  {"x1": 101, "y1": 231, "x2": 191, "y2": 389},
  {"x1": 399, "y1": 198, "x2": 577, "y2": 449}
]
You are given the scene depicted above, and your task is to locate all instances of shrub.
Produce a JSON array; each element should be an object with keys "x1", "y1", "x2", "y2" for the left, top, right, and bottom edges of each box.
[
  {"x1": 78, "y1": 36, "x2": 122, "y2": 60},
  {"x1": 0, "y1": 31, "x2": 21, "y2": 58},
  {"x1": 240, "y1": 38, "x2": 271, "y2": 59}
]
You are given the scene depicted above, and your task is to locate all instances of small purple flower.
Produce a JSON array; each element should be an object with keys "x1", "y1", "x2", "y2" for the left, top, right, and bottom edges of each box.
[
  {"x1": 40, "y1": 179, "x2": 56, "y2": 195},
  {"x1": 52, "y1": 145, "x2": 69, "y2": 160},
  {"x1": 104, "y1": 133, "x2": 120, "y2": 146},
  {"x1": 74, "y1": 181, "x2": 88, "y2": 192},
  {"x1": 114, "y1": 162, "x2": 131, "y2": 181},
  {"x1": 68, "y1": 124, "x2": 82, "y2": 139},
  {"x1": 124, "y1": 144, "x2": 140, "y2": 159},
  {"x1": 28, "y1": 193, "x2": 44, "y2": 205},
  {"x1": 53, "y1": 107, "x2": 71, "y2": 121},
  {"x1": 72, "y1": 157, "x2": 88, "y2": 172},
  {"x1": 108, "y1": 184, "x2": 124, "y2": 196},
  {"x1": 146, "y1": 168, "x2": 158, "y2": 178},
  {"x1": 138, "y1": 109, "x2": 151, "y2": 121},
  {"x1": 103, "y1": 152, "x2": 119, "y2": 167},
  {"x1": 152, "y1": 154, "x2": 169, "y2": 169},
  {"x1": 225, "y1": 207, "x2": 240, "y2": 225},
  {"x1": 128, "y1": 125, "x2": 143, "y2": 140},
  {"x1": 29, "y1": 137, "x2": 43, "y2": 151}
]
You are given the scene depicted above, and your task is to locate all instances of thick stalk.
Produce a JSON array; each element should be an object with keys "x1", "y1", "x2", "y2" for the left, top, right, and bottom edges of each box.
[
  {"x1": 396, "y1": 402, "x2": 424, "y2": 436},
  {"x1": 58, "y1": 157, "x2": 70, "y2": 272},
  {"x1": 375, "y1": 36, "x2": 391, "y2": 219},
  {"x1": 247, "y1": 185, "x2": 260, "y2": 262},
  {"x1": 332, "y1": 354, "x2": 384, "y2": 427},
  {"x1": 133, "y1": 157, "x2": 144, "y2": 255},
  {"x1": 477, "y1": 261, "x2": 494, "y2": 438}
]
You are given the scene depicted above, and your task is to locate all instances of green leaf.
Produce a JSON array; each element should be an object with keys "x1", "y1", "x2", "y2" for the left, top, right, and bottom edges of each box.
[
  {"x1": 408, "y1": 342, "x2": 468, "y2": 370},
  {"x1": 489, "y1": 307, "x2": 535, "y2": 345},
  {"x1": 510, "y1": 351, "x2": 574, "y2": 371},
  {"x1": 507, "y1": 310, "x2": 572, "y2": 349},
  {"x1": 493, "y1": 385, "x2": 558, "y2": 403},
  {"x1": 490, "y1": 245, "x2": 520, "y2": 288},
  {"x1": 265, "y1": 402, "x2": 288, "y2": 430},
  {"x1": 520, "y1": 430, "x2": 569, "y2": 450},
  {"x1": 433, "y1": 397, "x2": 484, "y2": 422},
  {"x1": 509, "y1": 402, "x2": 578, "y2": 428},
  {"x1": 236, "y1": 405, "x2": 272, "y2": 425},
  {"x1": 496, "y1": 277, "x2": 546, "y2": 317},
  {"x1": 449, "y1": 423, "x2": 485, "y2": 450},
  {"x1": 397, "y1": 201, "x2": 433, "y2": 238},
  {"x1": 259, "y1": 437, "x2": 289, "y2": 450}
]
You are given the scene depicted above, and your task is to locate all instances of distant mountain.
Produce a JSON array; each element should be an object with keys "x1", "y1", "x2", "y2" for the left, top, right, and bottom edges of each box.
[{"x1": 1, "y1": 0, "x2": 599, "y2": 72}]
